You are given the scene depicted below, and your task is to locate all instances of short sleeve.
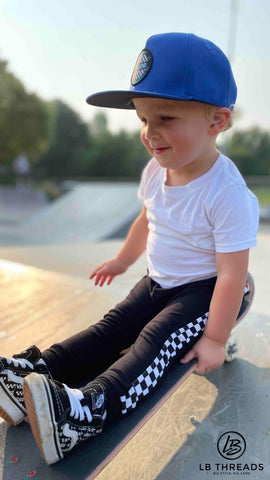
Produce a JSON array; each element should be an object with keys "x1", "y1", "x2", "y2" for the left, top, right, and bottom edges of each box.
[
  {"x1": 210, "y1": 184, "x2": 259, "y2": 253},
  {"x1": 137, "y1": 158, "x2": 153, "y2": 203},
  {"x1": 137, "y1": 176, "x2": 144, "y2": 203}
]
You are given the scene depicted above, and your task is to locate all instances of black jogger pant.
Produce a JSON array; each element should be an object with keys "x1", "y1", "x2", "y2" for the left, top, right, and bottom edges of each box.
[{"x1": 42, "y1": 272, "x2": 218, "y2": 422}]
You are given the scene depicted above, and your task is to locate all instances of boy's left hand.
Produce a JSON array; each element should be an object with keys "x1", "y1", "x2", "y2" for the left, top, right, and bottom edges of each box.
[{"x1": 179, "y1": 335, "x2": 225, "y2": 375}]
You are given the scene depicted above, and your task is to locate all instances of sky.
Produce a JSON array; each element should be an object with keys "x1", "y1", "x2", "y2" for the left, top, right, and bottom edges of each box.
[{"x1": 0, "y1": 0, "x2": 270, "y2": 135}]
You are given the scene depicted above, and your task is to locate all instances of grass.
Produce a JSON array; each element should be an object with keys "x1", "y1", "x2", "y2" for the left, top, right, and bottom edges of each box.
[{"x1": 250, "y1": 188, "x2": 270, "y2": 206}]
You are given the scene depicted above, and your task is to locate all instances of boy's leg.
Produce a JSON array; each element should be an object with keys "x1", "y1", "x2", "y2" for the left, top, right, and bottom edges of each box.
[
  {"x1": 0, "y1": 272, "x2": 156, "y2": 425},
  {"x1": 94, "y1": 275, "x2": 218, "y2": 417},
  {"x1": 23, "y1": 276, "x2": 217, "y2": 464},
  {"x1": 41, "y1": 272, "x2": 164, "y2": 387}
]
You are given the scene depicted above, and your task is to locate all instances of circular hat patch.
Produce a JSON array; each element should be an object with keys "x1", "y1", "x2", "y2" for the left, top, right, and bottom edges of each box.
[{"x1": 131, "y1": 49, "x2": 153, "y2": 86}]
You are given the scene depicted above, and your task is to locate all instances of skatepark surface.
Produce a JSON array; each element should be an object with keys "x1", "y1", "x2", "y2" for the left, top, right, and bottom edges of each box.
[
  {"x1": 0, "y1": 183, "x2": 141, "y2": 245},
  {"x1": 0, "y1": 185, "x2": 269, "y2": 479}
]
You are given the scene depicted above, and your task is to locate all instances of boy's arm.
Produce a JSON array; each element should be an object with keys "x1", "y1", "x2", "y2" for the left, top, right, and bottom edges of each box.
[
  {"x1": 203, "y1": 249, "x2": 249, "y2": 345},
  {"x1": 90, "y1": 205, "x2": 149, "y2": 287},
  {"x1": 180, "y1": 249, "x2": 249, "y2": 374},
  {"x1": 116, "y1": 205, "x2": 149, "y2": 267}
]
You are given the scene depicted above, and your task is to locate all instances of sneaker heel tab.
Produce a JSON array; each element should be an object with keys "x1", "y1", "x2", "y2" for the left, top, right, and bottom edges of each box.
[
  {"x1": 13, "y1": 345, "x2": 41, "y2": 364},
  {"x1": 82, "y1": 384, "x2": 106, "y2": 414}
]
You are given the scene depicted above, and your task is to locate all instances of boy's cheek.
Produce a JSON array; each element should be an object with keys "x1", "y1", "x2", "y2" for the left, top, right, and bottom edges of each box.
[
  {"x1": 140, "y1": 131, "x2": 146, "y2": 145},
  {"x1": 141, "y1": 133, "x2": 152, "y2": 153}
]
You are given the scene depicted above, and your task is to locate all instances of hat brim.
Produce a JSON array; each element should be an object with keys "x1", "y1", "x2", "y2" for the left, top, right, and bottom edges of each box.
[{"x1": 86, "y1": 90, "x2": 195, "y2": 110}]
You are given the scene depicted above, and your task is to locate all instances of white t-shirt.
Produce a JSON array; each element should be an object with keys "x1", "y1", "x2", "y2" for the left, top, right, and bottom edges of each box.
[{"x1": 137, "y1": 151, "x2": 259, "y2": 288}]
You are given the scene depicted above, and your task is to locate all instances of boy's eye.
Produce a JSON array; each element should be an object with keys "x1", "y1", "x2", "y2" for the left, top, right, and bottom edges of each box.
[
  {"x1": 138, "y1": 116, "x2": 174, "y2": 124},
  {"x1": 137, "y1": 116, "x2": 146, "y2": 124},
  {"x1": 161, "y1": 116, "x2": 174, "y2": 121}
]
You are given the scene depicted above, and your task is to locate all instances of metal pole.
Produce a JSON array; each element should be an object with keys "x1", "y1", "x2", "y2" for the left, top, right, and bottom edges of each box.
[{"x1": 228, "y1": 0, "x2": 239, "y2": 64}]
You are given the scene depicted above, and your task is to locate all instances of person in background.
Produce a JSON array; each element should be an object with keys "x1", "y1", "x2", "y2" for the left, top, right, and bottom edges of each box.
[{"x1": 12, "y1": 152, "x2": 31, "y2": 190}]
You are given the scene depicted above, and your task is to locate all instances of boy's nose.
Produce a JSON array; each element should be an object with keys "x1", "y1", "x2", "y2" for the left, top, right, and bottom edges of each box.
[{"x1": 144, "y1": 122, "x2": 161, "y2": 141}]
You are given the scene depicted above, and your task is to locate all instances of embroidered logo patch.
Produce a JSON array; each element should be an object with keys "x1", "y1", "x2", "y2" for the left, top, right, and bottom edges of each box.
[{"x1": 131, "y1": 49, "x2": 153, "y2": 86}]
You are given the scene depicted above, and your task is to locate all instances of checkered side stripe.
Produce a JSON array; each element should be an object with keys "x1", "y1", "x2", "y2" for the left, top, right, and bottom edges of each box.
[{"x1": 120, "y1": 312, "x2": 209, "y2": 414}]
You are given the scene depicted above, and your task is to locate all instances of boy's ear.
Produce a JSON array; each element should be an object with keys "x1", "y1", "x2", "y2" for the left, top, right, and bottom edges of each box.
[{"x1": 208, "y1": 108, "x2": 231, "y2": 135}]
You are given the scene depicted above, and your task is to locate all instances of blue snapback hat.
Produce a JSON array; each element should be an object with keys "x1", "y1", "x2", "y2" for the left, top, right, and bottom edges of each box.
[{"x1": 86, "y1": 33, "x2": 237, "y2": 110}]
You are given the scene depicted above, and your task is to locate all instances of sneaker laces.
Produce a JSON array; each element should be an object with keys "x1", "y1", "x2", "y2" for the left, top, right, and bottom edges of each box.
[
  {"x1": 63, "y1": 384, "x2": 92, "y2": 423},
  {"x1": 5, "y1": 357, "x2": 34, "y2": 370}
]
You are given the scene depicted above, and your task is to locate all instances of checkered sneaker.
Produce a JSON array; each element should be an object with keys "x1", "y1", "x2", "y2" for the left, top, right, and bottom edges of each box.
[
  {"x1": 0, "y1": 345, "x2": 51, "y2": 425},
  {"x1": 23, "y1": 374, "x2": 107, "y2": 465},
  {"x1": 120, "y1": 312, "x2": 208, "y2": 413}
]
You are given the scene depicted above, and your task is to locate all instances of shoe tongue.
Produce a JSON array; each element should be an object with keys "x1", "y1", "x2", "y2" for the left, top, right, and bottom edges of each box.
[
  {"x1": 81, "y1": 397, "x2": 91, "y2": 409},
  {"x1": 13, "y1": 345, "x2": 41, "y2": 364}
]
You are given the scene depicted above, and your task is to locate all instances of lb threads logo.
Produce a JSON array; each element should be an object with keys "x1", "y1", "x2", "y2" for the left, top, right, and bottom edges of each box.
[
  {"x1": 217, "y1": 431, "x2": 246, "y2": 460},
  {"x1": 198, "y1": 431, "x2": 264, "y2": 475},
  {"x1": 131, "y1": 49, "x2": 153, "y2": 85}
]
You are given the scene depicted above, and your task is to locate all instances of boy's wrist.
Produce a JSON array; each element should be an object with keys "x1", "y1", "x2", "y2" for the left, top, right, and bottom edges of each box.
[
  {"x1": 203, "y1": 334, "x2": 226, "y2": 348},
  {"x1": 115, "y1": 254, "x2": 131, "y2": 268}
]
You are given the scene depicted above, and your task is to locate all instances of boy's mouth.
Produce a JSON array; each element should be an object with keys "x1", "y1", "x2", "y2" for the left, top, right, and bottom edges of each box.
[{"x1": 152, "y1": 147, "x2": 170, "y2": 155}]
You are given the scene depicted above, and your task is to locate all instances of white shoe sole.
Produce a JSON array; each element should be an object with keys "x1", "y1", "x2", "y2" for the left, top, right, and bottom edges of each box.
[
  {"x1": 0, "y1": 379, "x2": 26, "y2": 425},
  {"x1": 23, "y1": 372, "x2": 63, "y2": 465}
]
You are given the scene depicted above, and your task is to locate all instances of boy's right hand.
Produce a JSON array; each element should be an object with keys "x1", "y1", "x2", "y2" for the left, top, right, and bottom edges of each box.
[{"x1": 89, "y1": 258, "x2": 128, "y2": 287}]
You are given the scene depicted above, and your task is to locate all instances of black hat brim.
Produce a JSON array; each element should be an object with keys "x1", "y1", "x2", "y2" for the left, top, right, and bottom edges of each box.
[
  {"x1": 86, "y1": 90, "x2": 189, "y2": 110},
  {"x1": 86, "y1": 91, "x2": 136, "y2": 109}
]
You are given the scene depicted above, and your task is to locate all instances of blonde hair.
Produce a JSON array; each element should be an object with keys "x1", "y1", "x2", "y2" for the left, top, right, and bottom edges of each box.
[{"x1": 205, "y1": 103, "x2": 234, "y2": 133}]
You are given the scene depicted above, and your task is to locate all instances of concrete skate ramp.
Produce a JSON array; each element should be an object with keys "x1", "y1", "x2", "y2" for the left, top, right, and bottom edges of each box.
[
  {"x1": 23, "y1": 183, "x2": 141, "y2": 244},
  {"x1": 0, "y1": 257, "x2": 269, "y2": 479},
  {"x1": 0, "y1": 186, "x2": 48, "y2": 225},
  {"x1": 2, "y1": 183, "x2": 141, "y2": 246}
]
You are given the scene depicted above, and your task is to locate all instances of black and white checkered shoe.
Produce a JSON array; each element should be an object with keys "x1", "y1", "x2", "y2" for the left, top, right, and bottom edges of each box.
[
  {"x1": 0, "y1": 345, "x2": 51, "y2": 425},
  {"x1": 23, "y1": 373, "x2": 107, "y2": 465}
]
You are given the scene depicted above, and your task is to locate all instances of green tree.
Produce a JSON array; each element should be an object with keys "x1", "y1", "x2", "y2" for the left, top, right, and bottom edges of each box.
[
  {"x1": 227, "y1": 127, "x2": 270, "y2": 175},
  {"x1": 36, "y1": 100, "x2": 90, "y2": 177},
  {"x1": 0, "y1": 59, "x2": 47, "y2": 165},
  {"x1": 82, "y1": 126, "x2": 150, "y2": 179},
  {"x1": 90, "y1": 112, "x2": 109, "y2": 138}
]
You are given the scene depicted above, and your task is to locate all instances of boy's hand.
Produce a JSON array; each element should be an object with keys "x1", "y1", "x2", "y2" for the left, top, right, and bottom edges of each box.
[
  {"x1": 179, "y1": 335, "x2": 225, "y2": 375},
  {"x1": 89, "y1": 258, "x2": 128, "y2": 287}
]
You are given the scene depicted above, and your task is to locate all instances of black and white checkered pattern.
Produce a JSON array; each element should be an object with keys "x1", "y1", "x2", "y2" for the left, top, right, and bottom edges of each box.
[
  {"x1": 120, "y1": 312, "x2": 209, "y2": 414},
  {"x1": 0, "y1": 346, "x2": 51, "y2": 425}
]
